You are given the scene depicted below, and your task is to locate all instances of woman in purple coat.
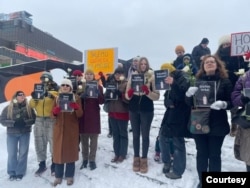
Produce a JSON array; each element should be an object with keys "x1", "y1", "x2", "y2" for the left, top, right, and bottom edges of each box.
[{"x1": 79, "y1": 69, "x2": 105, "y2": 170}]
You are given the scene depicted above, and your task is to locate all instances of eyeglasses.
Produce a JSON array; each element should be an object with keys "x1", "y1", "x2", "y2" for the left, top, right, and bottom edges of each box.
[
  {"x1": 17, "y1": 93, "x2": 25, "y2": 96},
  {"x1": 61, "y1": 84, "x2": 70, "y2": 87},
  {"x1": 204, "y1": 60, "x2": 216, "y2": 64}
]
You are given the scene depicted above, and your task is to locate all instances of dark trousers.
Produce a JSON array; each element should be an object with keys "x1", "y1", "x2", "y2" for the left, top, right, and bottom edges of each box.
[
  {"x1": 129, "y1": 111, "x2": 153, "y2": 158},
  {"x1": 194, "y1": 135, "x2": 225, "y2": 181},
  {"x1": 110, "y1": 117, "x2": 129, "y2": 158},
  {"x1": 55, "y1": 162, "x2": 75, "y2": 178}
]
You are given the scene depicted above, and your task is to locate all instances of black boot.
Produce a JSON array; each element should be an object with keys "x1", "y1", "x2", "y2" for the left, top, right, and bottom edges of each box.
[
  {"x1": 35, "y1": 161, "x2": 47, "y2": 176},
  {"x1": 80, "y1": 160, "x2": 88, "y2": 170},
  {"x1": 89, "y1": 161, "x2": 97, "y2": 170}
]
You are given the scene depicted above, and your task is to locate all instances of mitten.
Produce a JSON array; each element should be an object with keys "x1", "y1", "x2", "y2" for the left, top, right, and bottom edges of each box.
[
  {"x1": 127, "y1": 88, "x2": 134, "y2": 98},
  {"x1": 141, "y1": 85, "x2": 150, "y2": 95},
  {"x1": 69, "y1": 102, "x2": 79, "y2": 110},
  {"x1": 31, "y1": 91, "x2": 36, "y2": 99},
  {"x1": 210, "y1": 100, "x2": 227, "y2": 110},
  {"x1": 52, "y1": 106, "x2": 61, "y2": 115},
  {"x1": 185, "y1": 87, "x2": 198, "y2": 97},
  {"x1": 241, "y1": 95, "x2": 250, "y2": 105}
]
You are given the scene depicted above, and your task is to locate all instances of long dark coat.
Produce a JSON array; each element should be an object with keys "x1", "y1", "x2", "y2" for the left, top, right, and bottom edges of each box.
[
  {"x1": 160, "y1": 70, "x2": 192, "y2": 138},
  {"x1": 52, "y1": 94, "x2": 83, "y2": 164},
  {"x1": 79, "y1": 85, "x2": 104, "y2": 134}
]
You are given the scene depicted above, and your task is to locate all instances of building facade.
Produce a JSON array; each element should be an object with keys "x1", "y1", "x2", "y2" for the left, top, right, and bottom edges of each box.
[{"x1": 0, "y1": 11, "x2": 83, "y2": 67}]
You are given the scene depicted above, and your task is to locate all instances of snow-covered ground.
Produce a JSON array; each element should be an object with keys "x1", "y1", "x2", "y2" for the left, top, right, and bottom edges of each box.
[{"x1": 0, "y1": 91, "x2": 246, "y2": 188}]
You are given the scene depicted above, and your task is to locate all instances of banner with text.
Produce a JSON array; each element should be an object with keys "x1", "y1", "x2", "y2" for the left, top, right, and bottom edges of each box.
[
  {"x1": 84, "y1": 47, "x2": 118, "y2": 74},
  {"x1": 231, "y1": 32, "x2": 250, "y2": 56}
]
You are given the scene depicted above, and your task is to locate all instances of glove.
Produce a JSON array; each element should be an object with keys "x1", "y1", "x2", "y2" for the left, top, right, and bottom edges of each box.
[
  {"x1": 69, "y1": 102, "x2": 79, "y2": 110},
  {"x1": 185, "y1": 87, "x2": 198, "y2": 97},
  {"x1": 98, "y1": 71, "x2": 104, "y2": 77},
  {"x1": 141, "y1": 85, "x2": 149, "y2": 95},
  {"x1": 241, "y1": 95, "x2": 250, "y2": 105},
  {"x1": 31, "y1": 91, "x2": 36, "y2": 99},
  {"x1": 127, "y1": 88, "x2": 134, "y2": 98},
  {"x1": 52, "y1": 106, "x2": 61, "y2": 115},
  {"x1": 210, "y1": 100, "x2": 227, "y2": 110}
]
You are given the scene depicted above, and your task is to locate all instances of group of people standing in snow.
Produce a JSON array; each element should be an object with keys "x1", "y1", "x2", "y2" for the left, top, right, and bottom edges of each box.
[{"x1": 1, "y1": 35, "x2": 250, "y2": 188}]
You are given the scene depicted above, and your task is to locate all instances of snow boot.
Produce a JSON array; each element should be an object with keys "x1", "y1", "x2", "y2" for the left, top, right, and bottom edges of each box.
[
  {"x1": 53, "y1": 178, "x2": 62, "y2": 186},
  {"x1": 140, "y1": 158, "x2": 148, "y2": 173},
  {"x1": 80, "y1": 160, "x2": 88, "y2": 170},
  {"x1": 133, "y1": 157, "x2": 140, "y2": 172},
  {"x1": 35, "y1": 161, "x2": 47, "y2": 176}
]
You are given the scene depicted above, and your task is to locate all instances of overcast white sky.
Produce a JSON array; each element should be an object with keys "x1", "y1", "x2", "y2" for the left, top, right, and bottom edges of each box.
[{"x1": 1, "y1": 0, "x2": 249, "y2": 69}]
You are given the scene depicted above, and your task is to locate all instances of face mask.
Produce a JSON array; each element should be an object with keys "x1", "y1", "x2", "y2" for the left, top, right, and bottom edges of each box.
[{"x1": 219, "y1": 46, "x2": 231, "y2": 56}]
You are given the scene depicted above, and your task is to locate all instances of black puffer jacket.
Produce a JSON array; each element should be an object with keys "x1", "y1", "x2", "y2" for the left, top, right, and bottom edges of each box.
[
  {"x1": 160, "y1": 70, "x2": 192, "y2": 138},
  {"x1": 186, "y1": 74, "x2": 233, "y2": 136}
]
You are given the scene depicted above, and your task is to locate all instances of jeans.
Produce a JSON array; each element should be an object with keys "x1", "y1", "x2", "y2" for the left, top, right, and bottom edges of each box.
[
  {"x1": 55, "y1": 162, "x2": 75, "y2": 178},
  {"x1": 7, "y1": 132, "x2": 30, "y2": 176},
  {"x1": 159, "y1": 135, "x2": 186, "y2": 176},
  {"x1": 110, "y1": 117, "x2": 129, "y2": 158}
]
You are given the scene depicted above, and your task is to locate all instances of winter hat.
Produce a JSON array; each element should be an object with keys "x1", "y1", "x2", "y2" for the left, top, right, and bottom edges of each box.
[
  {"x1": 175, "y1": 45, "x2": 185, "y2": 53},
  {"x1": 114, "y1": 67, "x2": 125, "y2": 74},
  {"x1": 201, "y1": 38, "x2": 209, "y2": 44},
  {"x1": 218, "y1": 35, "x2": 231, "y2": 46},
  {"x1": 60, "y1": 79, "x2": 73, "y2": 89},
  {"x1": 40, "y1": 71, "x2": 53, "y2": 81},
  {"x1": 183, "y1": 54, "x2": 192, "y2": 61},
  {"x1": 72, "y1": 70, "x2": 83, "y2": 76},
  {"x1": 85, "y1": 68, "x2": 94, "y2": 75},
  {"x1": 160, "y1": 63, "x2": 176, "y2": 73},
  {"x1": 15, "y1": 90, "x2": 25, "y2": 97}
]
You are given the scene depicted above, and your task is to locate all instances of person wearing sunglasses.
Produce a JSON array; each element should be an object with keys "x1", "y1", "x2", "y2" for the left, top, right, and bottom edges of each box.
[
  {"x1": 0, "y1": 91, "x2": 36, "y2": 181},
  {"x1": 29, "y1": 71, "x2": 59, "y2": 176},
  {"x1": 51, "y1": 79, "x2": 83, "y2": 186}
]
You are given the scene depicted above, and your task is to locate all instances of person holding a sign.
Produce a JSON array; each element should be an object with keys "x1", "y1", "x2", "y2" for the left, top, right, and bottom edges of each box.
[
  {"x1": 214, "y1": 34, "x2": 249, "y2": 137},
  {"x1": 185, "y1": 55, "x2": 233, "y2": 188},
  {"x1": 78, "y1": 68, "x2": 104, "y2": 170},
  {"x1": 29, "y1": 71, "x2": 59, "y2": 176},
  {"x1": 158, "y1": 63, "x2": 192, "y2": 180},
  {"x1": 125, "y1": 57, "x2": 160, "y2": 173},
  {"x1": 104, "y1": 67, "x2": 130, "y2": 164},
  {"x1": 231, "y1": 69, "x2": 250, "y2": 172},
  {"x1": 51, "y1": 79, "x2": 83, "y2": 186},
  {"x1": 0, "y1": 91, "x2": 36, "y2": 181}
]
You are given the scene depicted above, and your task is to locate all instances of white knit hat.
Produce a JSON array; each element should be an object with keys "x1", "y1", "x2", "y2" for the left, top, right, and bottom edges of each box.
[
  {"x1": 218, "y1": 35, "x2": 231, "y2": 46},
  {"x1": 60, "y1": 79, "x2": 73, "y2": 89}
]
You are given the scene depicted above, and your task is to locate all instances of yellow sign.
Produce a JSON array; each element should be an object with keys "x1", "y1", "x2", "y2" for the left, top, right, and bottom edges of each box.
[{"x1": 85, "y1": 47, "x2": 118, "y2": 74}]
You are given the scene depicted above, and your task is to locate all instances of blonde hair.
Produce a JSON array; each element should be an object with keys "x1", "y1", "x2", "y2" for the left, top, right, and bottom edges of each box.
[{"x1": 7, "y1": 92, "x2": 33, "y2": 119}]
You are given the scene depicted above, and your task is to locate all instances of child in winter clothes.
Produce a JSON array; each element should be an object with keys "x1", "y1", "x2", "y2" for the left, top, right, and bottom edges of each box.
[{"x1": 0, "y1": 91, "x2": 36, "y2": 181}]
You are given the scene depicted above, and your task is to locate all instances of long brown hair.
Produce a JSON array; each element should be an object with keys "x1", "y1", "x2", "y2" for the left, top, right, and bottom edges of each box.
[{"x1": 196, "y1": 55, "x2": 228, "y2": 79}]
